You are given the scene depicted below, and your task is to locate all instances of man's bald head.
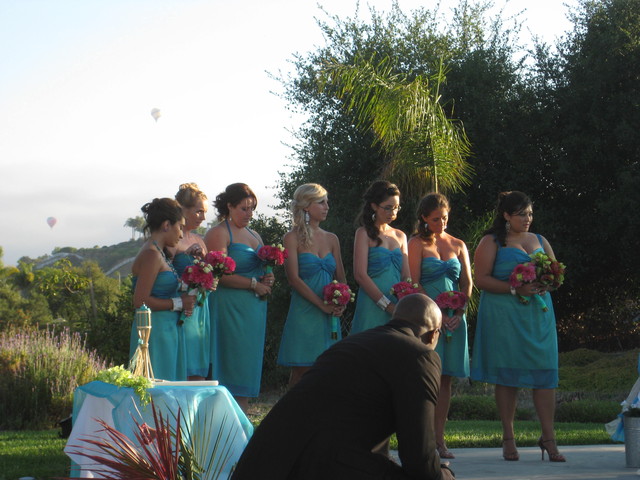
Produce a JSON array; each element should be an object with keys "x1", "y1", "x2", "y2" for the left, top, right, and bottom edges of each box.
[{"x1": 391, "y1": 293, "x2": 442, "y2": 335}]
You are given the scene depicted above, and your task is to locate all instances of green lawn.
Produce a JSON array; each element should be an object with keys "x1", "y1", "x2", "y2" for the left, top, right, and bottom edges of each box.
[{"x1": 0, "y1": 420, "x2": 617, "y2": 480}]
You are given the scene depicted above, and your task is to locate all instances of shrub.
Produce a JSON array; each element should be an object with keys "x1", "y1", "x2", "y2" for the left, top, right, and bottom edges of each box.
[
  {"x1": 449, "y1": 395, "x2": 498, "y2": 420},
  {"x1": 560, "y1": 348, "x2": 605, "y2": 367},
  {"x1": 0, "y1": 327, "x2": 107, "y2": 429},
  {"x1": 555, "y1": 399, "x2": 621, "y2": 423}
]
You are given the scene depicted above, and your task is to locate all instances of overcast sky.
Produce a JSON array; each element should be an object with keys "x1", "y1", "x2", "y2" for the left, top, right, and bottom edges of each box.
[{"x1": 0, "y1": 0, "x2": 577, "y2": 266}]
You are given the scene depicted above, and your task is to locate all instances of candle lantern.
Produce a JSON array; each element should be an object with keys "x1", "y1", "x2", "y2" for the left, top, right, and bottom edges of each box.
[{"x1": 129, "y1": 304, "x2": 154, "y2": 380}]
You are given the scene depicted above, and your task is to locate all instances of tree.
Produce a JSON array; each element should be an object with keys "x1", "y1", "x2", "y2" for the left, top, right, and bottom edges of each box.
[{"x1": 124, "y1": 216, "x2": 145, "y2": 241}]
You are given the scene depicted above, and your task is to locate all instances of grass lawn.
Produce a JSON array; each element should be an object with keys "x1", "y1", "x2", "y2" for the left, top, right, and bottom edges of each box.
[{"x1": 0, "y1": 420, "x2": 617, "y2": 479}]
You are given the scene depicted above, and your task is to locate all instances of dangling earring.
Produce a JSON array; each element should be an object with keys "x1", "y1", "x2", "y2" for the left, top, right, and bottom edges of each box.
[
  {"x1": 304, "y1": 211, "x2": 310, "y2": 225},
  {"x1": 424, "y1": 223, "x2": 429, "y2": 231},
  {"x1": 372, "y1": 212, "x2": 376, "y2": 222},
  {"x1": 506, "y1": 221, "x2": 511, "y2": 233}
]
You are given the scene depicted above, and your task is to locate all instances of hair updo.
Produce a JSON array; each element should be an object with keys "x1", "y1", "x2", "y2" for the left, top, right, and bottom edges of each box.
[
  {"x1": 213, "y1": 183, "x2": 257, "y2": 221},
  {"x1": 141, "y1": 198, "x2": 183, "y2": 236},
  {"x1": 357, "y1": 180, "x2": 401, "y2": 246},
  {"x1": 175, "y1": 182, "x2": 207, "y2": 209},
  {"x1": 484, "y1": 191, "x2": 533, "y2": 246},
  {"x1": 415, "y1": 193, "x2": 449, "y2": 244},
  {"x1": 291, "y1": 183, "x2": 328, "y2": 248}
]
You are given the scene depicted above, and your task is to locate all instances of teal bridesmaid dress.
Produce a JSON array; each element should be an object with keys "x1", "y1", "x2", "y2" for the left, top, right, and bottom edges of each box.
[
  {"x1": 277, "y1": 252, "x2": 339, "y2": 366},
  {"x1": 471, "y1": 234, "x2": 558, "y2": 388},
  {"x1": 350, "y1": 247, "x2": 402, "y2": 334},
  {"x1": 129, "y1": 272, "x2": 187, "y2": 381},
  {"x1": 420, "y1": 257, "x2": 470, "y2": 378}
]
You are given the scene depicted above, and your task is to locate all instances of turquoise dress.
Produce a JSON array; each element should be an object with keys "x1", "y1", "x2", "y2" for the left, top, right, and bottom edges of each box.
[
  {"x1": 277, "y1": 253, "x2": 339, "y2": 366},
  {"x1": 420, "y1": 257, "x2": 469, "y2": 378},
  {"x1": 209, "y1": 222, "x2": 267, "y2": 397},
  {"x1": 174, "y1": 252, "x2": 210, "y2": 378},
  {"x1": 470, "y1": 235, "x2": 558, "y2": 388},
  {"x1": 129, "y1": 272, "x2": 186, "y2": 381},
  {"x1": 350, "y1": 247, "x2": 403, "y2": 334}
]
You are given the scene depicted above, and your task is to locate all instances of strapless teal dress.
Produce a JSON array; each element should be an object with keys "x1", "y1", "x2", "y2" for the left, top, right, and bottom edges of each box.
[
  {"x1": 174, "y1": 252, "x2": 210, "y2": 378},
  {"x1": 278, "y1": 253, "x2": 339, "y2": 366},
  {"x1": 209, "y1": 226, "x2": 267, "y2": 397},
  {"x1": 350, "y1": 247, "x2": 402, "y2": 334},
  {"x1": 420, "y1": 257, "x2": 469, "y2": 378},
  {"x1": 129, "y1": 271, "x2": 186, "y2": 381},
  {"x1": 471, "y1": 236, "x2": 558, "y2": 388}
]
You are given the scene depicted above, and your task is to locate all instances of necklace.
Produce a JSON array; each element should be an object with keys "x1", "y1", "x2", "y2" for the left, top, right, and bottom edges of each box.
[{"x1": 152, "y1": 241, "x2": 180, "y2": 281}]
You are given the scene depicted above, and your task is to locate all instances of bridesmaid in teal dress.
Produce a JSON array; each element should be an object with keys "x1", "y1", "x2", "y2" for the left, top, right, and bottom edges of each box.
[
  {"x1": 350, "y1": 181, "x2": 410, "y2": 334},
  {"x1": 204, "y1": 183, "x2": 274, "y2": 413},
  {"x1": 277, "y1": 183, "x2": 347, "y2": 387},
  {"x1": 172, "y1": 183, "x2": 211, "y2": 380},
  {"x1": 129, "y1": 198, "x2": 196, "y2": 381},
  {"x1": 471, "y1": 191, "x2": 565, "y2": 462},
  {"x1": 408, "y1": 193, "x2": 472, "y2": 460}
]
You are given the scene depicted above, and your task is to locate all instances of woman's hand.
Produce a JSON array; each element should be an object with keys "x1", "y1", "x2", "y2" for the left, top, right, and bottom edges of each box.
[
  {"x1": 181, "y1": 292, "x2": 197, "y2": 317},
  {"x1": 384, "y1": 302, "x2": 396, "y2": 315},
  {"x1": 253, "y1": 281, "x2": 271, "y2": 297},
  {"x1": 445, "y1": 314, "x2": 462, "y2": 332},
  {"x1": 516, "y1": 282, "x2": 542, "y2": 296},
  {"x1": 331, "y1": 304, "x2": 346, "y2": 317},
  {"x1": 260, "y1": 272, "x2": 275, "y2": 287}
]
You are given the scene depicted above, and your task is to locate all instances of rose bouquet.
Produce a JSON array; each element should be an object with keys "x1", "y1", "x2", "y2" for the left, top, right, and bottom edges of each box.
[
  {"x1": 179, "y1": 251, "x2": 236, "y2": 324},
  {"x1": 323, "y1": 280, "x2": 355, "y2": 340},
  {"x1": 509, "y1": 252, "x2": 566, "y2": 311},
  {"x1": 434, "y1": 290, "x2": 468, "y2": 342},
  {"x1": 390, "y1": 278, "x2": 420, "y2": 300},
  {"x1": 257, "y1": 244, "x2": 288, "y2": 274}
]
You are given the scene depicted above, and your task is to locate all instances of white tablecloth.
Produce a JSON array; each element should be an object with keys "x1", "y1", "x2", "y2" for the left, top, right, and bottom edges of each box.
[{"x1": 64, "y1": 381, "x2": 253, "y2": 479}]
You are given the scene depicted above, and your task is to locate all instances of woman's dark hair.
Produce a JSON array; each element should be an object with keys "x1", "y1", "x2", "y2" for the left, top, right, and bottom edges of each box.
[
  {"x1": 415, "y1": 193, "x2": 450, "y2": 244},
  {"x1": 141, "y1": 198, "x2": 183, "y2": 236},
  {"x1": 175, "y1": 182, "x2": 207, "y2": 209},
  {"x1": 356, "y1": 180, "x2": 400, "y2": 246},
  {"x1": 214, "y1": 183, "x2": 257, "y2": 221},
  {"x1": 484, "y1": 191, "x2": 533, "y2": 246}
]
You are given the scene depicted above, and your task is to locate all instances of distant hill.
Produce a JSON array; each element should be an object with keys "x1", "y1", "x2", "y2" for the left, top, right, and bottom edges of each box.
[{"x1": 25, "y1": 239, "x2": 144, "y2": 278}]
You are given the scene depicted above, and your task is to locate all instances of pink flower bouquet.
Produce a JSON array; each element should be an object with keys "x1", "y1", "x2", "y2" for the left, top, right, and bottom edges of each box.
[
  {"x1": 390, "y1": 279, "x2": 420, "y2": 300},
  {"x1": 434, "y1": 290, "x2": 468, "y2": 342},
  {"x1": 204, "y1": 250, "x2": 237, "y2": 277},
  {"x1": 257, "y1": 244, "x2": 288, "y2": 274},
  {"x1": 509, "y1": 252, "x2": 566, "y2": 311},
  {"x1": 323, "y1": 280, "x2": 355, "y2": 340}
]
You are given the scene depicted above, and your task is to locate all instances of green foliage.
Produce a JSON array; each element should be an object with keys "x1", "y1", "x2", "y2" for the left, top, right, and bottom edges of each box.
[
  {"x1": 449, "y1": 394, "x2": 498, "y2": 420},
  {"x1": 556, "y1": 399, "x2": 620, "y2": 423},
  {"x1": 558, "y1": 348, "x2": 640, "y2": 395},
  {"x1": 0, "y1": 430, "x2": 68, "y2": 480},
  {"x1": 94, "y1": 365, "x2": 152, "y2": 406},
  {"x1": 0, "y1": 327, "x2": 106, "y2": 429}
]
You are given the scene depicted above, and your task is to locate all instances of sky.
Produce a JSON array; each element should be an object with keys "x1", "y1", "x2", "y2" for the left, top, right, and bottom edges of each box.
[{"x1": 0, "y1": 0, "x2": 578, "y2": 266}]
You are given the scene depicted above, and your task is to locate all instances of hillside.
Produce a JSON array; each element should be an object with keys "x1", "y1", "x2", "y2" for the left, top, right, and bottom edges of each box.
[{"x1": 22, "y1": 239, "x2": 144, "y2": 277}]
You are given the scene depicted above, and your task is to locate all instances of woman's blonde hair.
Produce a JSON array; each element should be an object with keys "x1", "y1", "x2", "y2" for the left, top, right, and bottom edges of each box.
[
  {"x1": 291, "y1": 183, "x2": 328, "y2": 249},
  {"x1": 175, "y1": 182, "x2": 207, "y2": 208}
]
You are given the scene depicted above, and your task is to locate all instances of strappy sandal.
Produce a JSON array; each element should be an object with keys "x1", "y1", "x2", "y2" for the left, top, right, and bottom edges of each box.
[
  {"x1": 502, "y1": 437, "x2": 519, "y2": 461},
  {"x1": 436, "y1": 442, "x2": 455, "y2": 459},
  {"x1": 538, "y1": 437, "x2": 566, "y2": 462}
]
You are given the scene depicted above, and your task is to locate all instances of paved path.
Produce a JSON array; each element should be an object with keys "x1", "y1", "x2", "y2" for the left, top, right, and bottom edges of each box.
[{"x1": 393, "y1": 445, "x2": 639, "y2": 479}]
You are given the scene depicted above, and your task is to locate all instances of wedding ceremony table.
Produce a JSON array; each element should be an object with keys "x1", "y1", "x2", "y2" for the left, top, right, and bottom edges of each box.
[{"x1": 64, "y1": 380, "x2": 253, "y2": 479}]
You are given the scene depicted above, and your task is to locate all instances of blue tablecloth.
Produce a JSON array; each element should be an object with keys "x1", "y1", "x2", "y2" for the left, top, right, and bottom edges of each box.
[{"x1": 64, "y1": 381, "x2": 253, "y2": 478}]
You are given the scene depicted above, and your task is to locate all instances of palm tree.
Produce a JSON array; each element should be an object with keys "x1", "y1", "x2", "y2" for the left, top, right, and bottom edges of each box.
[
  {"x1": 124, "y1": 216, "x2": 145, "y2": 240},
  {"x1": 319, "y1": 55, "x2": 472, "y2": 198}
]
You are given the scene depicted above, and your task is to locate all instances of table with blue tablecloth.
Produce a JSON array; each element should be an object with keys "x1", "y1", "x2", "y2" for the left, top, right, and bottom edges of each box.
[{"x1": 64, "y1": 380, "x2": 253, "y2": 479}]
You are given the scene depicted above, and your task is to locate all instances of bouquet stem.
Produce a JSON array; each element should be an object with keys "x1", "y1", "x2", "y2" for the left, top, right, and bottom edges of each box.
[
  {"x1": 444, "y1": 309, "x2": 453, "y2": 343},
  {"x1": 533, "y1": 293, "x2": 548, "y2": 312},
  {"x1": 330, "y1": 316, "x2": 340, "y2": 340}
]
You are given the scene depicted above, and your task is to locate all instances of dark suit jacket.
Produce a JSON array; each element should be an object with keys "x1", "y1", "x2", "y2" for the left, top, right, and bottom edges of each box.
[{"x1": 232, "y1": 319, "x2": 448, "y2": 480}]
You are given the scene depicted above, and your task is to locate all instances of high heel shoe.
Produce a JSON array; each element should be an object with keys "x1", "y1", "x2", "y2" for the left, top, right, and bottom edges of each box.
[
  {"x1": 436, "y1": 442, "x2": 455, "y2": 459},
  {"x1": 537, "y1": 437, "x2": 566, "y2": 462},
  {"x1": 501, "y1": 437, "x2": 519, "y2": 461}
]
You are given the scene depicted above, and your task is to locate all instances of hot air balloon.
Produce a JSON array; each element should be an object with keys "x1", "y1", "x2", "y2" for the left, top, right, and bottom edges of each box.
[
  {"x1": 47, "y1": 217, "x2": 57, "y2": 229},
  {"x1": 150, "y1": 108, "x2": 161, "y2": 122}
]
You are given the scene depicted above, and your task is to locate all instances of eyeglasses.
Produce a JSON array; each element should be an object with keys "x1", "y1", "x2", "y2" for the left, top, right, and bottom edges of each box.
[
  {"x1": 435, "y1": 328, "x2": 442, "y2": 335},
  {"x1": 378, "y1": 204, "x2": 401, "y2": 213}
]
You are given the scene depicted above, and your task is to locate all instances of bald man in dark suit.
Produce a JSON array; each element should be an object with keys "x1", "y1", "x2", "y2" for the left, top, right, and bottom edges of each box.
[{"x1": 232, "y1": 293, "x2": 455, "y2": 480}]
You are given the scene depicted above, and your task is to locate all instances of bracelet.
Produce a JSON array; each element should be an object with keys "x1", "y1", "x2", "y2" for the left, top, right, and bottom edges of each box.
[
  {"x1": 250, "y1": 277, "x2": 257, "y2": 290},
  {"x1": 171, "y1": 297, "x2": 183, "y2": 311},
  {"x1": 509, "y1": 285, "x2": 516, "y2": 296},
  {"x1": 376, "y1": 295, "x2": 391, "y2": 311}
]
